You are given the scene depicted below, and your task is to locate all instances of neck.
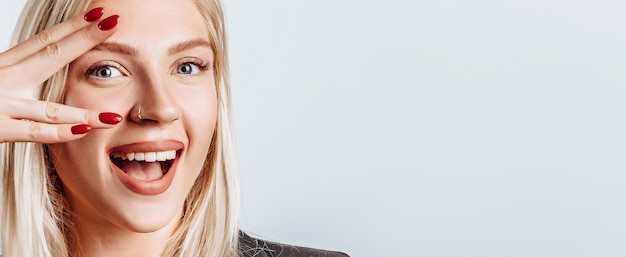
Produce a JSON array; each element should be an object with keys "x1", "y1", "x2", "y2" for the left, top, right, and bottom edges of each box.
[{"x1": 70, "y1": 210, "x2": 181, "y2": 257}]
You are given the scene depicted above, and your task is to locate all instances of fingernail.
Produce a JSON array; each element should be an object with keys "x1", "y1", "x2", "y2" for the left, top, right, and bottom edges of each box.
[
  {"x1": 71, "y1": 124, "x2": 92, "y2": 135},
  {"x1": 99, "y1": 112, "x2": 123, "y2": 125},
  {"x1": 84, "y1": 7, "x2": 104, "y2": 22},
  {"x1": 98, "y1": 15, "x2": 119, "y2": 31}
]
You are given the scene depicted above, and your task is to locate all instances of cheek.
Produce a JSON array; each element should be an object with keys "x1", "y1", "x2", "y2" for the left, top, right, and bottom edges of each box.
[
  {"x1": 182, "y1": 86, "x2": 218, "y2": 141},
  {"x1": 64, "y1": 89, "x2": 95, "y2": 108},
  {"x1": 62, "y1": 69, "x2": 94, "y2": 107},
  {"x1": 48, "y1": 135, "x2": 106, "y2": 205},
  {"x1": 64, "y1": 83, "x2": 128, "y2": 110},
  {"x1": 180, "y1": 86, "x2": 218, "y2": 175}
]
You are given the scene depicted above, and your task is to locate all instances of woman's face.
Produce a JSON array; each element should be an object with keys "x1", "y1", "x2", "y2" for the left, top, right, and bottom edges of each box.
[{"x1": 50, "y1": 0, "x2": 216, "y2": 233}]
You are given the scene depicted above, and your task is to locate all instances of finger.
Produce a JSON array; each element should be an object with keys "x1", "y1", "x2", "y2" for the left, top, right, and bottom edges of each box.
[
  {"x1": 0, "y1": 7, "x2": 104, "y2": 67},
  {"x1": 0, "y1": 119, "x2": 91, "y2": 144},
  {"x1": 2, "y1": 98, "x2": 122, "y2": 129},
  {"x1": 11, "y1": 14, "x2": 119, "y2": 86}
]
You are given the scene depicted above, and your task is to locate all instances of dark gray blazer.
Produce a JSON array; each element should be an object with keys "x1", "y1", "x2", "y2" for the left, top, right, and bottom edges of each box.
[{"x1": 239, "y1": 232, "x2": 349, "y2": 257}]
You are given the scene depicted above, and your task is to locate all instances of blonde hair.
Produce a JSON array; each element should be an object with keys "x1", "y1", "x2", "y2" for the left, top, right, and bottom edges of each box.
[{"x1": 0, "y1": 0, "x2": 240, "y2": 256}]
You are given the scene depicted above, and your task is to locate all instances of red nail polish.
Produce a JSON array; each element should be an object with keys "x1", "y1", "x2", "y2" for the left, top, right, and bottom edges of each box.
[
  {"x1": 98, "y1": 15, "x2": 119, "y2": 31},
  {"x1": 71, "y1": 124, "x2": 92, "y2": 135},
  {"x1": 84, "y1": 7, "x2": 104, "y2": 22},
  {"x1": 99, "y1": 112, "x2": 123, "y2": 125}
]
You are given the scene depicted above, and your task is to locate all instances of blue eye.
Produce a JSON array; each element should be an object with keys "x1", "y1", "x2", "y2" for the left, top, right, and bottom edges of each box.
[
  {"x1": 176, "y1": 63, "x2": 201, "y2": 75},
  {"x1": 90, "y1": 65, "x2": 122, "y2": 78}
]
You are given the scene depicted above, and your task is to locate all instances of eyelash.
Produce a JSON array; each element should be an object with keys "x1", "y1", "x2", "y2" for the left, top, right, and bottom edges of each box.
[
  {"x1": 84, "y1": 62, "x2": 123, "y2": 79},
  {"x1": 181, "y1": 60, "x2": 210, "y2": 71},
  {"x1": 84, "y1": 60, "x2": 211, "y2": 79}
]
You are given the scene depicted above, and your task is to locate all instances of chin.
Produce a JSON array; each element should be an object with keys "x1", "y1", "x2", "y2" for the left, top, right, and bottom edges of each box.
[{"x1": 113, "y1": 200, "x2": 184, "y2": 233}]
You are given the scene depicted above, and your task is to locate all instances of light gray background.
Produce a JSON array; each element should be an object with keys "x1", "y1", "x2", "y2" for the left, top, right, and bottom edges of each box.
[{"x1": 2, "y1": 1, "x2": 626, "y2": 257}]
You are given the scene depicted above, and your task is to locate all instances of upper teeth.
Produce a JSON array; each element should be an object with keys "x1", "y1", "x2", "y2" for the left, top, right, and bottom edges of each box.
[{"x1": 111, "y1": 150, "x2": 177, "y2": 162}]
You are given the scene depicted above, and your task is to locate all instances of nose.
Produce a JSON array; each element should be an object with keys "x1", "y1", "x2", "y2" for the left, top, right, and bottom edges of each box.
[{"x1": 129, "y1": 77, "x2": 181, "y2": 124}]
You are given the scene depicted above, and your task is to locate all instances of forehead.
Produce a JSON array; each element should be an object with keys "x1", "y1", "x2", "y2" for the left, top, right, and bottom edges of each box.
[{"x1": 89, "y1": 0, "x2": 209, "y2": 48}]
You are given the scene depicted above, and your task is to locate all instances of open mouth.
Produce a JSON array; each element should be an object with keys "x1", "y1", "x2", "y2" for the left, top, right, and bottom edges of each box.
[{"x1": 110, "y1": 150, "x2": 178, "y2": 181}]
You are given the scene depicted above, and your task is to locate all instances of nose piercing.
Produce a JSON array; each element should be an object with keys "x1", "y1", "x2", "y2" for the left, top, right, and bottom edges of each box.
[{"x1": 137, "y1": 106, "x2": 143, "y2": 120}]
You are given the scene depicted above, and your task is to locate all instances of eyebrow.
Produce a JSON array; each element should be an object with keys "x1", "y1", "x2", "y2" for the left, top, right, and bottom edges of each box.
[
  {"x1": 168, "y1": 39, "x2": 212, "y2": 55},
  {"x1": 92, "y1": 42, "x2": 139, "y2": 56},
  {"x1": 90, "y1": 39, "x2": 212, "y2": 56}
]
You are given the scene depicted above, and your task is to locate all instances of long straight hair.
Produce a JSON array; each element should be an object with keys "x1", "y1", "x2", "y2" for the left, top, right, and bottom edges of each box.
[{"x1": 0, "y1": 0, "x2": 240, "y2": 256}]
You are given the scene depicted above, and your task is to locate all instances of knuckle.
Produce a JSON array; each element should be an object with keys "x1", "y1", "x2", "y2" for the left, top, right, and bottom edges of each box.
[
  {"x1": 82, "y1": 27, "x2": 98, "y2": 42},
  {"x1": 36, "y1": 30, "x2": 54, "y2": 45},
  {"x1": 70, "y1": 17, "x2": 84, "y2": 31},
  {"x1": 45, "y1": 43, "x2": 61, "y2": 58},
  {"x1": 56, "y1": 125, "x2": 66, "y2": 141},
  {"x1": 45, "y1": 102, "x2": 61, "y2": 121},
  {"x1": 28, "y1": 122, "x2": 42, "y2": 140}
]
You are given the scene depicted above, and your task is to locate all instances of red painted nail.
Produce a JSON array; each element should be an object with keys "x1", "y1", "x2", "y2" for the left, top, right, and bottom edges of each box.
[
  {"x1": 71, "y1": 124, "x2": 92, "y2": 135},
  {"x1": 98, "y1": 15, "x2": 119, "y2": 31},
  {"x1": 99, "y1": 112, "x2": 123, "y2": 125},
  {"x1": 84, "y1": 7, "x2": 104, "y2": 22}
]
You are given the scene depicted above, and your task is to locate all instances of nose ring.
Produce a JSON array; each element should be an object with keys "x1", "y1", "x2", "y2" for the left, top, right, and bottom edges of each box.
[{"x1": 137, "y1": 106, "x2": 143, "y2": 120}]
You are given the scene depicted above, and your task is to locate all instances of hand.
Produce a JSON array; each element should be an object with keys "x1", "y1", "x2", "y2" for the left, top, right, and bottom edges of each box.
[{"x1": 0, "y1": 7, "x2": 121, "y2": 144}]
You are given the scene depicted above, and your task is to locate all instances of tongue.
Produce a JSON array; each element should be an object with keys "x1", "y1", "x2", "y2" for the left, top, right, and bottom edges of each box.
[{"x1": 119, "y1": 161, "x2": 164, "y2": 181}]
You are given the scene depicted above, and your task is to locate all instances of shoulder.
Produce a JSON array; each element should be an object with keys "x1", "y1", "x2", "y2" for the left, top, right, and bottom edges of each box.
[{"x1": 239, "y1": 231, "x2": 349, "y2": 257}]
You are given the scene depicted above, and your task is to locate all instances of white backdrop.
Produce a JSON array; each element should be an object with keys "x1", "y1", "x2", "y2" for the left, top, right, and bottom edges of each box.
[{"x1": 3, "y1": 1, "x2": 626, "y2": 257}]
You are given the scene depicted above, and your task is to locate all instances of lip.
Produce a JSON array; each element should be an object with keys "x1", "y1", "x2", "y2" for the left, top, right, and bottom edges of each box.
[
  {"x1": 108, "y1": 140, "x2": 184, "y2": 154},
  {"x1": 108, "y1": 140, "x2": 184, "y2": 195}
]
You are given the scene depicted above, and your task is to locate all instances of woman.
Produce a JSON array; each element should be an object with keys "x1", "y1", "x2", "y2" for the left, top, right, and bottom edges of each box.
[{"x1": 0, "y1": 0, "x2": 348, "y2": 256}]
